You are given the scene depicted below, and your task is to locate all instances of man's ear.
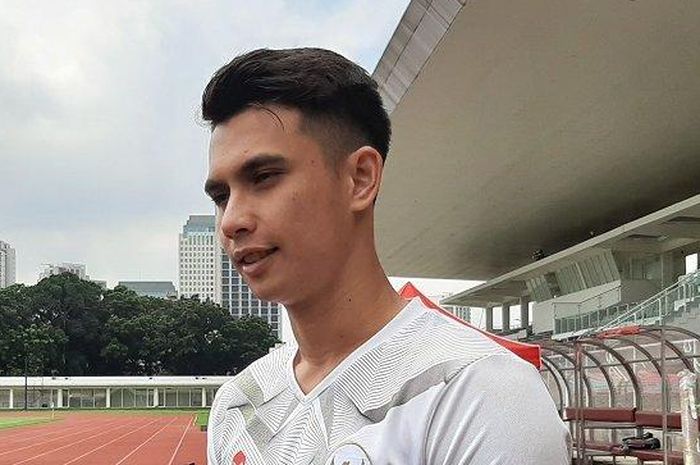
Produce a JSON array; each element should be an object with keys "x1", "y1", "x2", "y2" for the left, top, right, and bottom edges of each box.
[{"x1": 346, "y1": 146, "x2": 383, "y2": 212}]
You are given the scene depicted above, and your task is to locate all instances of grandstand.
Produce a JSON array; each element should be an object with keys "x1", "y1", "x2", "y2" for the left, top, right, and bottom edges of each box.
[
  {"x1": 444, "y1": 195, "x2": 700, "y2": 340},
  {"x1": 370, "y1": 1, "x2": 700, "y2": 462},
  {"x1": 0, "y1": 376, "x2": 229, "y2": 410},
  {"x1": 371, "y1": 1, "x2": 700, "y2": 462},
  {"x1": 373, "y1": 0, "x2": 700, "y2": 342}
]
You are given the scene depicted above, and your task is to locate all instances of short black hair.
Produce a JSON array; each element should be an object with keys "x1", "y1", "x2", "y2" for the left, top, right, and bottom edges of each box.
[{"x1": 201, "y1": 48, "x2": 391, "y2": 162}]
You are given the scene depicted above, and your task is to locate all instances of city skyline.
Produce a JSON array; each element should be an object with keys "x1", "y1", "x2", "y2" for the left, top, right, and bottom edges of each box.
[
  {"x1": 0, "y1": 1, "x2": 477, "y2": 303},
  {"x1": 0, "y1": 1, "x2": 412, "y2": 288},
  {"x1": 0, "y1": 234, "x2": 481, "y2": 298}
]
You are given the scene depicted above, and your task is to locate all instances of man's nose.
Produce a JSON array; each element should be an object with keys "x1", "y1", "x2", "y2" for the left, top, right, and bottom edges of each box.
[{"x1": 219, "y1": 196, "x2": 256, "y2": 240}]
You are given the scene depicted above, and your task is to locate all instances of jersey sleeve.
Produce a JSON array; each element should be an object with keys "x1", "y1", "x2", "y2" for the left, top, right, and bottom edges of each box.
[{"x1": 424, "y1": 353, "x2": 571, "y2": 465}]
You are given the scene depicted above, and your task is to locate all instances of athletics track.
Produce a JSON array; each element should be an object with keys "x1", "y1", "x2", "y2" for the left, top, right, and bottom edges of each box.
[{"x1": 0, "y1": 412, "x2": 206, "y2": 465}]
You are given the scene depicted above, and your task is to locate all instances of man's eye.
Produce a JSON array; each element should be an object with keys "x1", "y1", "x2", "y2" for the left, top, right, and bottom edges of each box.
[{"x1": 253, "y1": 171, "x2": 281, "y2": 184}]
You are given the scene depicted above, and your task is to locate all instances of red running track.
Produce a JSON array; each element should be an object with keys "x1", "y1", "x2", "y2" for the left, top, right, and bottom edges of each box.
[{"x1": 0, "y1": 413, "x2": 206, "y2": 465}]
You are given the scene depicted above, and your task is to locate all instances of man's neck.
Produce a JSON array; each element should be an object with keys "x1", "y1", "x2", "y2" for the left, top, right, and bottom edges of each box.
[{"x1": 285, "y1": 255, "x2": 406, "y2": 394}]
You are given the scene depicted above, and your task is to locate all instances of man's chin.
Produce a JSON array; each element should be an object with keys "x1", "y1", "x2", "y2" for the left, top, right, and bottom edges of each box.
[{"x1": 243, "y1": 280, "x2": 282, "y2": 304}]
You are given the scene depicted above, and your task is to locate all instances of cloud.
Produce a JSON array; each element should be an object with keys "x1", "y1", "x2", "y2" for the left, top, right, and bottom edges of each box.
[
  {"x1": 0, "y1": 0, "x2": 410, "y2": 285},
  {"x1": 8, "y1": 215, "x2": 182, "y2": 285}
]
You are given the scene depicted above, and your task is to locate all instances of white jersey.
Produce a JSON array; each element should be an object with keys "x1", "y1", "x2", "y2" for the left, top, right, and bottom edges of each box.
[{"x1": 208, "y1": 298, "x2": 571, "y2": 465}]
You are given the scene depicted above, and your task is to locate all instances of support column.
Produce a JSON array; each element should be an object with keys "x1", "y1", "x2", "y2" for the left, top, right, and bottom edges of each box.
[
  {"x1": 502, "y1": 303, "x2": 511, "y2": 332},
  {"x1": 105, "y1": 388, "x2": 110, "y2": 408},
  {"x1": 57, "y1": 389, "x2": 63, "y2": 408},
  {"x1": 153, "y1": 387, "x2": 159, "y2": 408},
  {"x1": 201, "y1": 387, "x2": 207, "y2": 408},
  {"x1": 520, "y1": 296, "x2": 530, "y2": 330},
  {"x1": 485, "y1": 306, "x2": 494, "y2": 332},
  {"x1": 661, "y1": 252, "x2": 676, "y2": 289},
  {"x1": 9, "y1": 388, "x2": 13, "y2": 409}
]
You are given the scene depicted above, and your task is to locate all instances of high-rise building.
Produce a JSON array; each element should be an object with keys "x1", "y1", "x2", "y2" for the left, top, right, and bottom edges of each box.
[
  {"x1": 180, "y1": 214, "x2": 282, "y2": 338},
  {"x1": 178, "y1": 215, "x2": 217, "y2": 301},
  {"x1": 0, "y1": 240, "x2": 16, "y2": 288},
  {"x1": 39, "y1": 262, "x2": 87, "y2": 282},
  {"x1": 217, "y1": 249, "x2": 281, "y2": 338}
]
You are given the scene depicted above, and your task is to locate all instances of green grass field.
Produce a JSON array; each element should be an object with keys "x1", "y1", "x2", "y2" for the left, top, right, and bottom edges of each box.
[
  {"x1": 0, "y1": 417, "x2": 52, "y2": 430},
  {"x1": 195, "y1": 410, "x2": 209, "y2": 428},
  {"x1": 0, "y1": 409, "x2": 210, "y2": 431}
]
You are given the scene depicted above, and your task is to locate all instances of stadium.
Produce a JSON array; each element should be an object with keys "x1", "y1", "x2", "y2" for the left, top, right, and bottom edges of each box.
[{"x1": 372, "y1": 0, "x2": 700, "y2": 463}]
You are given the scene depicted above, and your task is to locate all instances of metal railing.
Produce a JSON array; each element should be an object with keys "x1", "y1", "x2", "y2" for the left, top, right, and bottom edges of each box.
[
  {"x1": 554, "y1": 302, "x2": 638, "y2": 334},
  {"x1": 591, "y1": 270, "x2": 700, "y2": 333}
]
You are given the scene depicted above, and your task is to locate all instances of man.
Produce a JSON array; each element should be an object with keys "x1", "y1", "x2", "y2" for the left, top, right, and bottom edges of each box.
[{"x1": 203, "y1": 48, "x2": 570, "y2": 465}]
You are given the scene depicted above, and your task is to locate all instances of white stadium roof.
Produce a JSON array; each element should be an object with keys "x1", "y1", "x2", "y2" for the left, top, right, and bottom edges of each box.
[{"x1": 373, "y1": 0, "x2": 700, "y2": 280}]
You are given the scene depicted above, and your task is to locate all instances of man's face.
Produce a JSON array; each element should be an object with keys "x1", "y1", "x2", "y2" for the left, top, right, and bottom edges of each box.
[{"x1": 205, "y1": 107, "x2": 353, "y2": 305}]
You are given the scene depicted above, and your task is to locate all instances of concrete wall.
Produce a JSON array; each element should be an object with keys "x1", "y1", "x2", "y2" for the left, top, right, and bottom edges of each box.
[
  {"x1": 532, "y1": 300, "x2": 555, "y2": 334},
  {"x1": 620, "y1": 279, "x2": 661, "y2": 303},
  {"x1": 549, "y1": 281, "x2": 622, "y2": 319},
  {"x1": 532, "y1": 278, "x2": 661, "y2": 334}
]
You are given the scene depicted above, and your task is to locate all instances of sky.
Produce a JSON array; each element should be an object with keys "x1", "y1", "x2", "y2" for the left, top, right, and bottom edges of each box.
[{"x1": 0, "y1": 0, "x2": 477, "y2": 300}]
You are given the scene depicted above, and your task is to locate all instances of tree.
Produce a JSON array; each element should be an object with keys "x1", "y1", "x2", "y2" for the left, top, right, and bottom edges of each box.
[
  {"x1": 0, "y1": 283, "x2": 68, "y2": 375},
  {"x1": 29, "y1": 273, "x2": 109, "y2": 374},
  {"x1": 0, "y1": 274, "x2": 279, "y2": 376}
]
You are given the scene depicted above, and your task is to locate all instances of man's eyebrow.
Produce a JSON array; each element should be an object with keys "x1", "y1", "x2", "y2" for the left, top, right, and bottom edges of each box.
[{"x1": 239, "y1": 153, "x2": 288, "y2": 177}]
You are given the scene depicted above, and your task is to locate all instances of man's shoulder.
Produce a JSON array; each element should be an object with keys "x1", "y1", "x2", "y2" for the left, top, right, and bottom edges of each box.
[
  {"x1": 424, "y1": 352, "x2": 571, "y2": 464},
  {"x1": 334, "y1": 302, "x2": 510, "y2": 417},
  {"x1": 398, "y1": 301, "x2": 510, "y2": 366}
]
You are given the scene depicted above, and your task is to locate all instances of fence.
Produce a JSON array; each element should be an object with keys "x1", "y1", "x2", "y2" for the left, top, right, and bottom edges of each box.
[{"x1": 0, "y1": 376, "x2": 230, "y2": 409}]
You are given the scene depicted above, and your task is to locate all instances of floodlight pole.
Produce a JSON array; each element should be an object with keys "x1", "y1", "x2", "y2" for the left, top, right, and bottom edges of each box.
[{"x1": 24, "y1": 353, "x2": 28, "y2": 411}]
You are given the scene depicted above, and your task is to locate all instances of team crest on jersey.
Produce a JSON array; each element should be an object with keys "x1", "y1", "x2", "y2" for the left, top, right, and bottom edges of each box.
[
  {"x1": 326, "y1": 444, "x2": 372, "y2": 465},
  {"x1": 232, "y1": 450, "x2": 246, "y2": 465}
]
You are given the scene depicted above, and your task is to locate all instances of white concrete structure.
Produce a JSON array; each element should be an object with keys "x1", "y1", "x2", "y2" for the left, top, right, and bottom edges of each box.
[
  {"x1": 178, "y1": 215, "x2": 217, "y2": 301},
  {"x1": 0, "y1": 376, "x2": 230, "y2": 409},
  {"x1": 0, "y1": 240, "x2": 16, "y2": 288},
  {"x1": 39, "y1": 262, "x2": 87, "y2": 282}
]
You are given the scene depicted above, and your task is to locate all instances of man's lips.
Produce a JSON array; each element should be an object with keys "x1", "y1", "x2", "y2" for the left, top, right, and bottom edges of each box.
[{"x1": 232, "y1": 247, "x2": 279, "y2": 267}]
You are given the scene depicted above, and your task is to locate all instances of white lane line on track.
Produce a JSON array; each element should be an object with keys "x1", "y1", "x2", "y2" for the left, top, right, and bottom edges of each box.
[
  {"x1": 0, "y1": 418, "x2": 126, "y2": 456},
  {"x1": 113, "y1": 417, "x2": 178, "y2": 465},
  {"x1": 12, "y1": 418, "x2": 155, "y2": 464},
  {"x1": 60, "y1": 417, "x2": 163, "y2": 465},
  {"x1": 166, "y1": 417, "x2": 192, "y2": 465}
]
